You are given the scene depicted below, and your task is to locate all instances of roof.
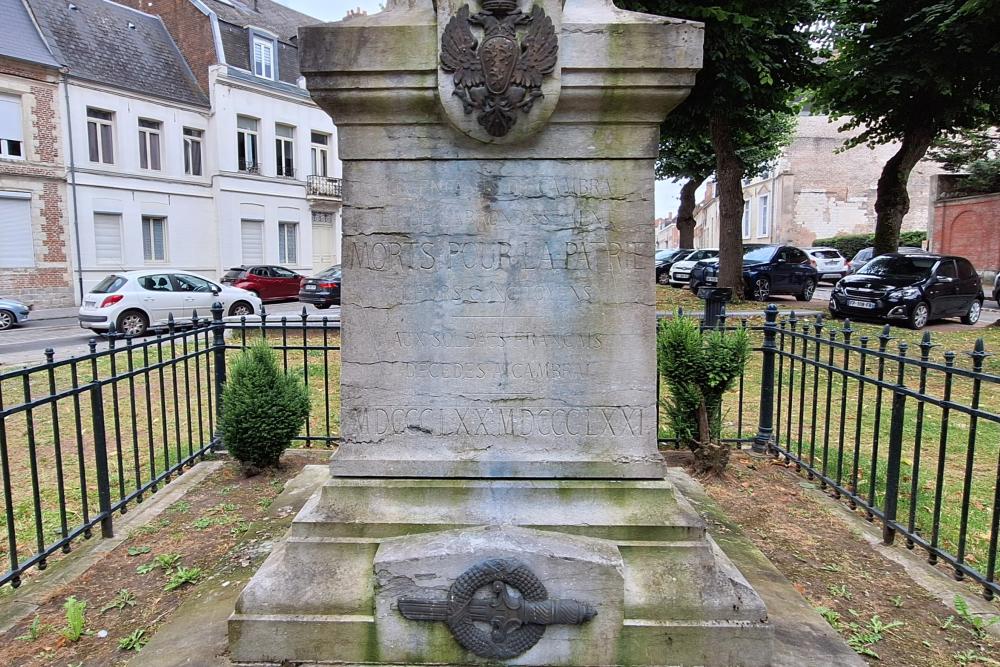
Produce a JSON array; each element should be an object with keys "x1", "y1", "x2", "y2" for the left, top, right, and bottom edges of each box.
[
  {"x1": 0, "y1": 0, "x2": 60, "y2": 67},
  {"x1": 202, "y1": 0, "x2": 320, "y2": 44},
  {"x1": 24, "y1": 0, "x2": 208, "y2": 107}
]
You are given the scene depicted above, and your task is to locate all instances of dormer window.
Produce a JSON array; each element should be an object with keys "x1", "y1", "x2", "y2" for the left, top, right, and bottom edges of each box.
[{"x1": 252, "y1": 35, "x2": 275, "y2": 80}]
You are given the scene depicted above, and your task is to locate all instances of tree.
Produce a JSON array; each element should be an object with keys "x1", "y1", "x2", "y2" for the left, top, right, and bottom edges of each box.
[
  {"x1": 814, "y1": 1, "x2": 1000, "y2": 255},
  {"x1": 655, "y1": 110, "x2": 715, "y2": 248},
  {"x1": 927, "y1": 129, "x2": 1000, "y2": 195},
  {"x1": 623, "y1": 0, "x2": 820, "y2": 293}
]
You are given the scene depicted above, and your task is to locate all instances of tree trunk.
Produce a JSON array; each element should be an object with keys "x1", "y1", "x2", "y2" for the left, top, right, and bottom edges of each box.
[
  {"x1": 710, "y1": 114, "x2": 746, "y2": 296},
  {"x1": 692, "y1": 396, "x2": 728, "y2": 476},
  {"x1": 676, "y1": 176, "x2": 705, "y2": 249},
  {"x1": 873, "y1": 125, "x2": 936, "y2": 255}
]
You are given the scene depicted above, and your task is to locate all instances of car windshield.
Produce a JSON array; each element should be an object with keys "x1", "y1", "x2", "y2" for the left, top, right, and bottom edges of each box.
[
  {"x1": 316, "y1": 266, "x2": 341, "y2": 279},
  {"x1": 657, "y1": 249, "x2": 687, "y2": 262},
  {"x1": 811, "y1": 250, "x2": 841, "y2": 259},
  {"x1": 857, "y1": 256, "x2": 936, "y2": 279},
  {"x1": 742, "y1": 246, "x2": 775, "y2": 265},
  {"x1": 223, "y1": 268, "x2": 245, "y2": 280},
  {"x1": 91, "y1": 275, "x2": 126, "y2": 294}
]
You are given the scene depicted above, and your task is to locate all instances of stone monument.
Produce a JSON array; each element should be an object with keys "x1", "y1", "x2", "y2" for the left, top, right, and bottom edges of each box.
[{"x1": 229, "y1": 0, "x2": 774, "y2": 664}]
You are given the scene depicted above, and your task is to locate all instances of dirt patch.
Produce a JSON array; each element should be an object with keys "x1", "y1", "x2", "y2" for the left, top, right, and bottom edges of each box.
[
  {"x1": 701, "y1": 452, "x2": 1000, "y2": 667},
  {"x1": 0, "y1": 452, "x2": 321, "y2": 666}
]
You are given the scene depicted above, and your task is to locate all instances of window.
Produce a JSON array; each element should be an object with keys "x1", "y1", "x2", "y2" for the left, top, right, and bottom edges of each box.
[
  {"x1": 93, "y1": 213, "x2": 123, "y2": 265},
  {"x1": 936, "y1": 259, "x2": 958, "y2": 280},
  {"x1": 252, "y1": 36, "x2": 275, "y2": 80},
  {"x1": 275, "y1": 124, "x2": 295, "y2": 177},
  {"x1": 141, "y1": 215, "x2": 167, "y2": 262},
  {"x1": 0, "y1": 95, "x2": 23, "y2": 159},
  {"x1": 237, "y1": 116, "x2": 259, "y2": 173},
  {"x1": 742, "y1": 200, "x2": 751, "y2": 238},
  {"x1": 278, "y1": 222, "x2": 297, "y2": 264},
  {"x1": 310, "y1": 131, "x2": 329, "y2": 176},
  {"x1": 241, "y1": 219, "x2": 264, "y2": 263},
  {"x1": 183, "y1": 127, "x2": 203, "y2": 176},
  {"x1": 174, "y1": 274, "x2": 215, "y2": 292},
  {"x1": 273, "y1": 266, "x2": 297, "y2": 278},
  {"x1": 138, "y1": 274, "x2": 173, "y2": 291},
  {"x1": 757, "y1": 194, "x2": 770, "y2": 237},
  {"x1": 138, "y1": 119, "x2": 162, "y2": 170},
  {"x1": 87, "y1": 108, "x2": 114, "y2": 164},
  {"x1": 0, "y1": 193, "x2": 33, "y2": 267}
]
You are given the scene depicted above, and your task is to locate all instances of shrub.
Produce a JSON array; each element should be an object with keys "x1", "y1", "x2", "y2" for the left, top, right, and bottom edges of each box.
[
  {"x1": 657, "y1": 315, "x2": 750, "y2": 475},
  {"x1": 813, "y1": 231, "x2": 926, "y2": 260},
  {"x1": 221, "y1": 338, "x2": 310, "y2": 473}
]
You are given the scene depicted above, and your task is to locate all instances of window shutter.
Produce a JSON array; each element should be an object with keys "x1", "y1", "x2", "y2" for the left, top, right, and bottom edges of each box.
[
  {"x1": 0, "y1": 96, "x2": 22, "y2": 140},
  {"x1": 0, "y1": 196, "x2": 34, "y2": 267},
  {"x1": 241, "y1": 220, "x2": 264, "y2": 263},
  {"x1": 93, "y1": 213, "x2": 122, "y2": 265}
]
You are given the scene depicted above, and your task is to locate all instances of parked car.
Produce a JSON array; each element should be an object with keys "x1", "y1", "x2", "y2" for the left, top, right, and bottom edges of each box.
[
  {"x1": 668, "y1": 248, "x2": 718, "y2": 287},
  {"x1": 298, "y1": 265, "x2": 341, "y2": 309},
  {"x1": 78, "y1": 270, "x2": 261, "y2": 337},
  {"x1": 829, "y1": 253, "x2": 983, "y2": 329},
  {"x1": 689, "y1": 245, "x2": 819, "y2": 302},
  {"x1": 993, "y1": 272, "x2": 999, "y2": 308},
  {"x1": 221, "y1": 265, "x2": 303, "y2": 302},
  {"x1": 806, "y1": 247, "x2": 848, "y2": 282},
  {"x1": 655, "y1": 248, "x2": 693, "y2": 285},
  {"x1": 846, "y1": 246, "x2": 924, "y2": 274},
  {"x1": 0, "y1": 298, "x2": 31, "y2": 331}
]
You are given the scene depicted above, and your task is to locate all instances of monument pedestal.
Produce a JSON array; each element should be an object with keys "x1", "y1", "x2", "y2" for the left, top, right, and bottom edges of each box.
[
  {"x1": 230, "y1": 1, "x2": 774, "y2": 663},
  {"x1": 230, "y1": 475, "x2": 773, "y2": 665}
]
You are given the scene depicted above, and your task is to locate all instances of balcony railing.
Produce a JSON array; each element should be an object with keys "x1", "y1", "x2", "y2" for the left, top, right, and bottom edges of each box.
[{"x1": 307, "y1": 175, "x2": 343, "y2": 199}]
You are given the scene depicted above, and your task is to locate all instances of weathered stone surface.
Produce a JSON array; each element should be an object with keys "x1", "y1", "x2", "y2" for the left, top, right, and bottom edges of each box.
[{"x1": 374, "y1": 526, "x2": 623, "y2": 665}]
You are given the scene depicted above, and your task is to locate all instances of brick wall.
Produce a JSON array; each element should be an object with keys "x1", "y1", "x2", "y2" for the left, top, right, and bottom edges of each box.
[
  {"x1": 932, "y1": 193, "x2": 1000, "y2": 273},
  {"x1": 0, "y1": 63, "x2": 74, "y2": 308},
  {"x1": 115, "y1": 0, "x2": 217, "y2": 93}
]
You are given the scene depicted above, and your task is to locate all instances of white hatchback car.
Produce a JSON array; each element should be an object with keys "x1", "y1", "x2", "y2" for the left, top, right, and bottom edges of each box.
[
  {"x1": 668, "y1": 248, "x2": 719, "y2": 287},
  {"x1": 79, "y1": 270, "x2": 262, "y2": 337},
  {"x1": 806, "y1": 247, "x2": 848, "y2": 282}
]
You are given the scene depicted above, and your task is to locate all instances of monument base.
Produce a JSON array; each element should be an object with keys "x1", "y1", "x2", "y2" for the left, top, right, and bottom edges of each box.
[{"x1": 229, "y1": 475, "x2": 774, "y2": 666}]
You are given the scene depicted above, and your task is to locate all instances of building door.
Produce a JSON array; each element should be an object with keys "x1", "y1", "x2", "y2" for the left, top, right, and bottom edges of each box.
[
  {"x1": 312, "y1": 211, "x2": 336, "y2": 269},
  {"x1": 241, "y1": 220, "x2": 264, "y2": 264}
]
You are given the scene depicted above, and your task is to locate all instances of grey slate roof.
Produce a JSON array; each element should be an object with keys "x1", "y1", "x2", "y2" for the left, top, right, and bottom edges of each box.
[
  {"x1": 202, "y1": 0, "x2": 320, "y2": 44},
  {"x1": 24, "y1": 0, "x2": 208, "y2": 107},
  {"x1": 0, "y1": 0, "x2": 60, "y2": 67}
]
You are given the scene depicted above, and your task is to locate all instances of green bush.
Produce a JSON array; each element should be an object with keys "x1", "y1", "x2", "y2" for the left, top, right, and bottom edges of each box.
[
  {"x1": 221, "y1": 338, "x2": 310, "y2": 473},
  {"x1": 812, "y1": 231, "x2": 926, "y2": 259},
  {"x1": 657, "y1": 315, "x2": 750, "y2": 475}
]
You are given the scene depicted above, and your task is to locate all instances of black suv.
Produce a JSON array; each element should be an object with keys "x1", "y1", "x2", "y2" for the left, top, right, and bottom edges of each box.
[
  {"x1": 829, "y1": 253, "x2": 983, "y2": 329},
  {"x1": 298, "y1": 265, "x2": 341, "y2": 309},
  {"x1": 689, "y1": 245, "x2": 819, "y2": 302},
  {"x1": 655, "y1": 248, "x2": 692, "y2": 285}
]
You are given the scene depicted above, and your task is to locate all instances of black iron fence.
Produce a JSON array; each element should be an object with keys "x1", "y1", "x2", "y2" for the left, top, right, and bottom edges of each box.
[{"x1": 3, "y1": 300, "x2": 998, "y2": 603}]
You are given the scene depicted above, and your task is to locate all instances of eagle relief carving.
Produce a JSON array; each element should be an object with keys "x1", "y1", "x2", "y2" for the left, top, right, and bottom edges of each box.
[{"x1": 440, "y1": 0, "x2": 559, "y2": 138}]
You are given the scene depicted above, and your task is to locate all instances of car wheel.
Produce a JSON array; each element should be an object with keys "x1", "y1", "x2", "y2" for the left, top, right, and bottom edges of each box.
[
  {"x1": 656, "y1": 271, "x2": 670, "y2": 285},
  {"x1": 0, "y1": 309, "x2": 14, "y2": 331},
  {"x1": 908, "y1": 302, "x2": 930, "y2": 330},
  {"x1": 796, "y1": 278, "x2": 816, "y2": 302},
  {"x1": 750, "y1": 276, "x2": 771, "y2": 302},
  {"x1": 117, "y1": 310, "x2": 149, "y2": 337},
  {"x1": 961, "y1": 299, "x2": 983, "y2": 325},
  {"x1": 229, "y1": 301, "x2": 254, "y2": 317}
]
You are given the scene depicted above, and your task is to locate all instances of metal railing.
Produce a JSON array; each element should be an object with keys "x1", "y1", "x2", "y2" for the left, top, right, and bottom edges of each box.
[{"x1": 307, "y1": 175, "x2": 343, "y2": 198}]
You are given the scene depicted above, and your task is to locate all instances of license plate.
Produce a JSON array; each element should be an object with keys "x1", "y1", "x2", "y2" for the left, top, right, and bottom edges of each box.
[
  {"x1": 706, "y1": 277, "x2": 718, "y2": 283},
  {"x1": 822, "y1": 273, "x2": 840, "y2": 279},
  {"x1": 847, "y1": 299, "x2": 876, "y2": 310},
  {"x1": 85, "y1": 300, "x2": 95, "y2": 307},
  {"x1": 306, "y1": 285, "x2": 317, "y2": 291}
]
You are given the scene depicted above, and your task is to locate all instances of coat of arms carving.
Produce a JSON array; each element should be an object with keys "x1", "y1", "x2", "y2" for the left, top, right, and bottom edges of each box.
[{"x1": 440, "y1": 0, "x2": 559, "y2": 138}]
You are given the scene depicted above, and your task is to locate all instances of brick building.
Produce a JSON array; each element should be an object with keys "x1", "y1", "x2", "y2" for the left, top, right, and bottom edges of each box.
[
  {"x1": 693, "y1": 114, "x2": 942, "y2": 249},
  {"x1": 654, "y1": 214, "x2": 678, "y2": 249},
  {"x1": 0, "y1": 0, "x2": 74, "y2": 307},
  {"x1": 930, "y1": 175, "x2": 1000, "y2": 274}
]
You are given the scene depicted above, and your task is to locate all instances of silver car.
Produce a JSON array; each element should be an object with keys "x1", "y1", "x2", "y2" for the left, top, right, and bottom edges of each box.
[{"x1": 0, "y1": 298, "x2": 31, "y2": 331}]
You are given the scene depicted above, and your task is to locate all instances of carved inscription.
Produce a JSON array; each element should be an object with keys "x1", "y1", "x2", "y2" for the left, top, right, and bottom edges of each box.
[{"x1": 343, "y1": 406, "x2": 650, "y2": 440}]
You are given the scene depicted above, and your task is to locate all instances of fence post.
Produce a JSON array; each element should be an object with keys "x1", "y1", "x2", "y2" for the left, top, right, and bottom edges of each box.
[
  {"x1": 212, "y1": 302, "x2": 226, "y2": 449},
  {"x1": 90, "y1": 383, "x2": 114, "y2": 539},
  {"x1": 752, "y1": 304, "x2": 779, "y2": 455},
  {"x1": 697, "y1": 287, "x2": 732, "y2": 329},
  {"x1": 882, "y1": 341, "x2": 908, "y2": 546}
]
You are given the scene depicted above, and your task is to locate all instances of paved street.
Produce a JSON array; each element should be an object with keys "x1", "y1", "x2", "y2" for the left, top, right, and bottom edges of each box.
[{"x1": 0, "y1": 301, "x2": 340, "y2": 368}]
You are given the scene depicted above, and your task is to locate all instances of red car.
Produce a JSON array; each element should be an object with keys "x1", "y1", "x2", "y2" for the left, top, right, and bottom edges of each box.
[{"x1": 221, "y1": 265, "x2": 303, "y2": 302}]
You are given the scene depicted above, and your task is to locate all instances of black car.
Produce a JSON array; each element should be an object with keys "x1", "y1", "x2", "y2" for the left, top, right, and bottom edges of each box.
[
  {"x1": 829, "y1": 253, "x2": 983, "y2": 329},
  {"x1": 298, "y1": 265, "x2": 341, "y2": 309},
  {"x1": 655, "y1": 248, "x2": 692, "y2": 285},
  {"x1": 688, "y1": 245, "x2": 819, "y2": 302}
]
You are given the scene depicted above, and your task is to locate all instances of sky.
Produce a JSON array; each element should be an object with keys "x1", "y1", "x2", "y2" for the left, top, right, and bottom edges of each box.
[{"x1": 278, "y1": 0, "x2": 683, "y2": 218}]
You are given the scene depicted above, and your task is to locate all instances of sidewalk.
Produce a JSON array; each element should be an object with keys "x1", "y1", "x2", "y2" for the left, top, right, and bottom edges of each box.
[{"x1": 24, "y1": 305, "x2": 79, "y2": 322}]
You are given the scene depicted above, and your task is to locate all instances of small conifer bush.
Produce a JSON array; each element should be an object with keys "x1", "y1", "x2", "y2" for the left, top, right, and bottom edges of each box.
[{"x1": 221, "y1": 338, "x2": 310, "y2": 473}]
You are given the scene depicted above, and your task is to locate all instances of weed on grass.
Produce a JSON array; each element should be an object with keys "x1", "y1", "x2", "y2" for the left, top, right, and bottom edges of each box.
[
  {"x1": 137, "y1": 553, "x2": 182, "y2": 574},
  {"x1": 126, "y1": 545, "x2": 151, "y2": 557},
  {"x1": 16, "y1": 615, "x2": 44, "y2": 642},
  {"x1": 815, "y1": 606, "x2": 843, "y2": 630},
  {"x1": 890, "y1": 594, "x2": 904, "y2": 608},
  {"x1": 169, "y1": 500, "x2": 191, "y2": 514},
  {"x1": 828, "y1": 583, "x2": 852, "y2": 600},
  {"x1": 100, "y1": 589, "x2": 136, "y2": 613},
  {"x1": 164, "y1": 566, "x2": 202, "y2": 591},
  {"x1": 61, "y1": 596, "x2": 88, "y2": 642},
  {"x1": 117, "y1": 628, "x2": 148, "y2": 652},
  {"x1": 846, "y1": 615, "x2": 904, "y2": 660},
  {"x1": 953, "y1": 649, "x2": 1000, "y2": 666},
  {"x1": 954, "y1": 595, "x2": 1000, "y2": 639}
]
